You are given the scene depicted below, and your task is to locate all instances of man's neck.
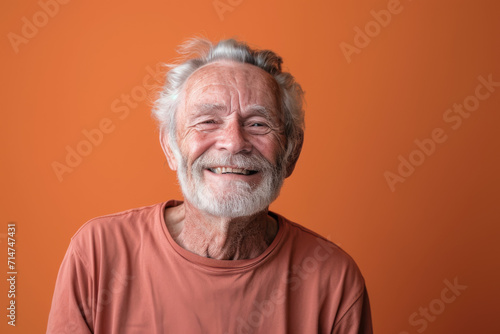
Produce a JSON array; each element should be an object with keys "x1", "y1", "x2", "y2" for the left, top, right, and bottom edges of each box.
[{"x1": 164, "y1": 201, "x2": 278, "y2": 260}]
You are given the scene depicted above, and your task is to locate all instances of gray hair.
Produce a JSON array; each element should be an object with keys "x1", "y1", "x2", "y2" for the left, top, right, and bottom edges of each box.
[{"x1": 152, "y1": 37, "x2": 305, "y2": 170}]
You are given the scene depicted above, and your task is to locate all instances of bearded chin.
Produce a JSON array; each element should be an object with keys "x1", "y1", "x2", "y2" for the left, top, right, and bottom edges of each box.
[{"x1": 175, "y1": 154, "x2": 285, "y2": 218}]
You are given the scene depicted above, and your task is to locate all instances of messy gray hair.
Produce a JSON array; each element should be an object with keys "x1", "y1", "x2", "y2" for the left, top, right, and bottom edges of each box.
[{"x1": 152, "y1": 37, "x2": 305, "y2": 169}]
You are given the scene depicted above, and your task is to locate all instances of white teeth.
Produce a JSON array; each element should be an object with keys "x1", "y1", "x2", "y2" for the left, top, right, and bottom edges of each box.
[{"x1": 212, "y1": 167, "x2": 251, "y2": 175}]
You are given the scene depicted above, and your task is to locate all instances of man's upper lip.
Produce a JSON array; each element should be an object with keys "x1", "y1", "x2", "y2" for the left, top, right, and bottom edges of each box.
[
  {"x1": 207, "y1": 166, "x2": 258, "y2": 175},
  {"x1": 208, "y1": 165, "x2": 252, "y2": 169}
]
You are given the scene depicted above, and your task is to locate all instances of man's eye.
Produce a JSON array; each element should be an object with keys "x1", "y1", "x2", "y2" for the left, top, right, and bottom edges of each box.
[
  {"x1": 247, "y1": 122, "x2": 271, "y2": 134},
  {"x1": 197, "y1": 120, "x2": 219, "y2": 131},
  {"x1": 246, "y1": 120, "x2": 269, "y2": 127}
]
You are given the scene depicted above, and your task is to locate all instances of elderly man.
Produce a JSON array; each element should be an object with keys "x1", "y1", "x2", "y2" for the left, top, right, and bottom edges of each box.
[{"x1": 47, "y1": 38, "x2": 372, "y2": 334}]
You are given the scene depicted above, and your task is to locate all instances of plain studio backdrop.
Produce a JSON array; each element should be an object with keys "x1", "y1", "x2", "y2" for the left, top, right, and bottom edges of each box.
[{"x1": 1, "y1": 0, "x2": 499, "y2": 333}]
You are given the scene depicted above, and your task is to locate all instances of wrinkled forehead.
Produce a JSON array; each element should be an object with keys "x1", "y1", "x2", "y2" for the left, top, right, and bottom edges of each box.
[{"x1": 182, "y1": 61, "x2": 281, "y2": 109}]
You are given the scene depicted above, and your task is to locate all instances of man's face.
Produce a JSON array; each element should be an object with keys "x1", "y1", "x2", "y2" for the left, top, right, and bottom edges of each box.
[{"x1": 166, "y1": 61, "x2": 287, "y2": 217}]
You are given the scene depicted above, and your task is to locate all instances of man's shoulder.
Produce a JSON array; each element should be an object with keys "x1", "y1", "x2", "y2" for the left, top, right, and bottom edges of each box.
[
  {"x1": 278, "y1": 213, "x2": 350, "y2": 257},
  {"x1": 277, "y1": 213, "x2": 365, "y2": 284},
  {"x1": 74, "y1": 202, "x2": 161, "y2": 237}
]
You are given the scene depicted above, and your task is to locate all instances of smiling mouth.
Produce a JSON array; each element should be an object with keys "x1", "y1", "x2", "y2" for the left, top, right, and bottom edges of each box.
[{"x1": 208, "y1": 167, "x2": 258, "y2": 175}]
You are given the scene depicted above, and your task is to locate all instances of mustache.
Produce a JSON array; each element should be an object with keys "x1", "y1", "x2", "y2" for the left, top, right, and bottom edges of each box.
[{"x1": 193, "y1": 152, "x2": 274, "y2": 172}]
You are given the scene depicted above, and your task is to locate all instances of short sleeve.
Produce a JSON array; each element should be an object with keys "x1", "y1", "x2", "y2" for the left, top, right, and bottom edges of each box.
[
  {"x1": 46, "y1": 242, "x2": 94, "y2": 334},
  {"x1": 332, "y1": 286, "x2": 373, "y2": 334}
]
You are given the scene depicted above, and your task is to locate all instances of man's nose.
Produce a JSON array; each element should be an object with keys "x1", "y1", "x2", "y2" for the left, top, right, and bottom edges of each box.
[{"x1": 215, "y1": 119, "x2": 252, "y2": 154}]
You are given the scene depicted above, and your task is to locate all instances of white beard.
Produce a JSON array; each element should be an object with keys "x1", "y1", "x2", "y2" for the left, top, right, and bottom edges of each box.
[{"x1": 174, "y1": 149, "x2": 286, "y2": 218}]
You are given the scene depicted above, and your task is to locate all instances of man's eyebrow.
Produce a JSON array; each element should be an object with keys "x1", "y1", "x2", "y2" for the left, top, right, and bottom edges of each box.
[
  {"x1": 245, "y1": 104, "x2": 281, "y2": 121},
  {"x1": 192, "y1": 103, "x2": 227, "y2": 114},
  {"x1": 245, "y1": 105, "x2": 275, "y2": 119}
]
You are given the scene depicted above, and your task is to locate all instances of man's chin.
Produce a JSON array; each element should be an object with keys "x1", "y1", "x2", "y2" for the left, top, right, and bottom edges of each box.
[
  {"x1": 188, "y1": 191, "x2": 271, "y2": 218},
  {"x1": 202, "y1": 171, "x2": 260, "y2": 189},
  {"x1": 178, "y1": 169, "x2": 283, "y2": 218}
]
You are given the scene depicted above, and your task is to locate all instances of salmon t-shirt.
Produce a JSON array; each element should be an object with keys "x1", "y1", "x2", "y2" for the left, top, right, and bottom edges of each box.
[{"x1": 47, "y1": 201, "x2": 372, "y2": 334}]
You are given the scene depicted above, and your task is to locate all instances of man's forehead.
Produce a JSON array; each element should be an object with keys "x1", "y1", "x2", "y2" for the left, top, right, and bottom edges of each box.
[{"x1": 183, "y1": 61, "x2": 280, "y2": 102}]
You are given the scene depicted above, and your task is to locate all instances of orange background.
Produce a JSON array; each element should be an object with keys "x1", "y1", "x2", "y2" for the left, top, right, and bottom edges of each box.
[{"x1": 1, "y1": 0, "x2": 499, "y2": 333}]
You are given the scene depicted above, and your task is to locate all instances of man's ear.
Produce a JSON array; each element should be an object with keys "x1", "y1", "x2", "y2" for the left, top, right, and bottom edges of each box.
[
  {"x1": 159, "y1": 130, "x2": 178, "y2": 171},
  {"x1": 285, "y1": 132, "x2": 304, "y2": 178}
]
